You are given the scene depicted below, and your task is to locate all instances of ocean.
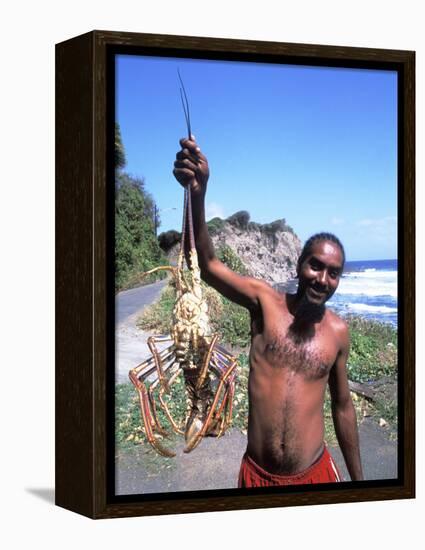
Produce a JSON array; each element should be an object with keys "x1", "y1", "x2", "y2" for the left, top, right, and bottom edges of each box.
[
  {"x1": 277, "y1": 259, "x2": 398, "y2": 328},
  {"x1": 328, "y1": 259, "x2": 397, "y2": 328}
]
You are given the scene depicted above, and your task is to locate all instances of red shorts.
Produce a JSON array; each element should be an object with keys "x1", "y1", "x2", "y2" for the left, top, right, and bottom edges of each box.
[{"x1": 238, "y1": 447, "x2": 342, "y2": 488}]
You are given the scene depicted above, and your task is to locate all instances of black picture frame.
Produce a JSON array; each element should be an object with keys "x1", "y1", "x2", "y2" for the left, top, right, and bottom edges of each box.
[{"x1": 55, "y1": 30, "x2": 415, "y2": 519}]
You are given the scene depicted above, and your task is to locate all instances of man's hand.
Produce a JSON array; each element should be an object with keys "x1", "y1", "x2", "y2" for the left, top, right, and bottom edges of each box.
[{"x1": 173, "y1": 137, "x2": 209, "y2": 196}]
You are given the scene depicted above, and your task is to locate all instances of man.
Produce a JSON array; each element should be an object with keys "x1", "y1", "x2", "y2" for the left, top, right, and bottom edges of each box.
[{"x1": 173, "y1": 137, "x2": 363, "y2": 487}]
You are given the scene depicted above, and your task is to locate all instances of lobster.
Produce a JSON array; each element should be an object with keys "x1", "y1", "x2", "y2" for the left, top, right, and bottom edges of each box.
[{"x1": 128, "y1": 71, "x2": 237, "y2": 457}]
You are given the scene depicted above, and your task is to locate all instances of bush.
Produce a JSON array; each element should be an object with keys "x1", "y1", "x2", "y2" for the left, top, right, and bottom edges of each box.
[
  {"x1": 207, "y1": 217, "x2": 225, "y2": 236},
  {"x1": 260, "y1": 218, "x2": 295, "y2": 236},
  {"x1": 217, "y1": 298, "x2": 251, "y2": 348},
  {"x1": 346, "y1": 316, "x2": 397, "y2": 382},
  {"x1": 216, "y1": 244, "x2": 248, "y2": 275},
  {"x1": 247, "y1": 221, "x2": 260, "y2": 231},
  {"x1": 137, "y1": 284, "x2": 176, "y2": 334},
  {"x1": 226, "y1": 210, "x2": 250, "y2": 229},
  {"x1": 262, "y1": 219, "x2": 286, "y2": 233}
]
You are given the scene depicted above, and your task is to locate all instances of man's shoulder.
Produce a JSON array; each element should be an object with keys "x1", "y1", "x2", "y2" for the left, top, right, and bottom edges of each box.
[
  {"x1": 254, "y1": 278, "x2": 280, "y2": 297},
  {"x1": 326, "y1": 308, "x2": 349, "y2": 339},
  {"x1": 254, "y1": 278, "x2": 288, "y2": 308}
]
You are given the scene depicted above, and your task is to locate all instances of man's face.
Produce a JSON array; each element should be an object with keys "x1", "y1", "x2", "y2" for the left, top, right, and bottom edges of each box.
[{"x1": 297, "y1": 240, "x2": 344, "y2": 307}]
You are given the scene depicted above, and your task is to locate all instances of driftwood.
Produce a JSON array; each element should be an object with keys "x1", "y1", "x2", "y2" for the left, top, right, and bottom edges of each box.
[{"x1": 348, "y1": 380, "x2": 376, "y2": 401}]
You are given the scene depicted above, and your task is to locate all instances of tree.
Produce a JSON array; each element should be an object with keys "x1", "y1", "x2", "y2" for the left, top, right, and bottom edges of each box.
[
  {"x1": 115, "y1": 123, "x2": 126, "y2": 171},
  {"x1": 158, "y1": 229, "x2": 181, "y2": 251},
  {"x1": 115, "y1": 170, "x2": 166, "y2": 290}
]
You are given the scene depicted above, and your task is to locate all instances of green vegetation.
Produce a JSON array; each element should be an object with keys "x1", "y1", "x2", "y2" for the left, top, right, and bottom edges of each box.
[
  {"x1": 114, "y1": 124, "x2": 168, "y2": 291},
  {"x1": 216, "y1": 244, "x2": 248, "y2": 275},
  {"x1": 226, "y1": 210, "x2": 251, "y2": 229},
  {"x1": 158, "y1": 229, "x2": 181, "y2": 252},
  {"x1": 115, "y1": 123, "x2": 126, "y2": 170},
  {"x1": 346, "y1": 316, "x2": 397, "y2": 383},
  {"x1": 261, "y1": 218, "x2": 295, "y2": 236},
  {"x1": 207, "y1": 211, "x2": 295, "y2": 238},
  {"x1": 322, "y1": 388, "x2": 365, "y2": 446},
  {"x1": 373, "y1": 394, "x2": 398, "y2": 427},
  {"x1": 116, "y1": 383, "x2": 145, "y2": 448},
  {"x1": 137, "y1": 281, "x2": 178, "y2": 334},
  {"x1": 231, "y1": 353, "x2": 250, "y2": 431},
  {"x1": 327, "y1": 317, "x2": 397, "y2": 443},
  {"x1": 116, "y1": 374, "x2": 187, "y2": 449},
  {"x1": 207, "y1": 217, "x2": 225, "y2": 236},
  {"x1": 216, "y1": 298, "x2": 251, "y2": 348}
]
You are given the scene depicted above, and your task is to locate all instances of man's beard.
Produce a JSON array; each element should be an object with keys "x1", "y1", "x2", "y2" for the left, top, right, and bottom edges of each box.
[
  {"x1": 288, "y1": 293, "x2": 326, "y2": 343},
  {"x1": 294, "y1": 292, "x2": 326, "y2": 324}
]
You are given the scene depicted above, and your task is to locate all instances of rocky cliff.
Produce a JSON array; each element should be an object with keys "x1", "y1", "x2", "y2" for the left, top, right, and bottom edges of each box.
[{"x1": 159, "y1": 211, "x2": 302, "y2": 284}]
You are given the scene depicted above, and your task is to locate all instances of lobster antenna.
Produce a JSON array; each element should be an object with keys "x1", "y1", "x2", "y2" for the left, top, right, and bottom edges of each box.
[
  {"x1": 178, "y1": 68, "x2": 192, "y2": 139},
  {"x1": 177, "y1": 69, "x2": 196, "y2": 252}
]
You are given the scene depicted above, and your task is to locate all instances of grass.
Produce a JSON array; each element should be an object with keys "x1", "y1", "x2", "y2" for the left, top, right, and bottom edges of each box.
[
  {"x1": 118, "y1": 358, "x2": 374, "y2": 451},
  {"x1": 137, "y1": 283, "x2": 176, "y2": 334},
  {"x1": 116, "y1": 373, "x2": 188, "y2": 450}
]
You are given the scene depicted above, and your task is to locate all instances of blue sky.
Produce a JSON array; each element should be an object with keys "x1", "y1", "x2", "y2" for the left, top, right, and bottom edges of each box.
[{"x1": 116, "y1": 54, "x2": 397, "y2": 261}]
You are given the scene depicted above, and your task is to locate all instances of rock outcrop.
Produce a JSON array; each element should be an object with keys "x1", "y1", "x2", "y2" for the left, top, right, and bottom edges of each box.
[
  {"x1": 159, "y1": 212, "x2": 302, "y2": 284},
  {"x1": 211, "y1": 222, "x2": 301, "y2": 284}
]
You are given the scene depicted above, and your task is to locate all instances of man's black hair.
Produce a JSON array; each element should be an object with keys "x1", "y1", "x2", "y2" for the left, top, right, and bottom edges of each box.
[{"x1": 297, "y1": 232, "x2": 346, "y2": 271}]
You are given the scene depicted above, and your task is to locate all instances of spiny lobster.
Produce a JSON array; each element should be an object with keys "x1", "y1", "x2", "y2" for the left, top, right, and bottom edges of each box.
[{"x1": 128, "y1": 71, "x2": 237, "y2": 457}]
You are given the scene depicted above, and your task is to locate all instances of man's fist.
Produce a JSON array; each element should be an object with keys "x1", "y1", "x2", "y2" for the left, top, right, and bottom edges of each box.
[{"x1": 173, "y1": 137, "x2": 209, "y2": 195}]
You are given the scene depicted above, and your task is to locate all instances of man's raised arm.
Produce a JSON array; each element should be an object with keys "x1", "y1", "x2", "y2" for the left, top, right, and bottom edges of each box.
[{"x1": 173, "y1": 137, "x2": 266, "y2": 311}]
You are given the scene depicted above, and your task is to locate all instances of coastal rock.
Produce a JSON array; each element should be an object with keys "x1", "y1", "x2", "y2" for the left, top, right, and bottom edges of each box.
[{"x1": 160, "y1": 213, "x2": 302, "y2": 285}]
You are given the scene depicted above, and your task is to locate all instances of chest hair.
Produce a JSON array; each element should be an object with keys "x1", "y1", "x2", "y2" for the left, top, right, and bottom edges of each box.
[{"x1": 264, "y1": 332, "x2": 331, "y2": 380}]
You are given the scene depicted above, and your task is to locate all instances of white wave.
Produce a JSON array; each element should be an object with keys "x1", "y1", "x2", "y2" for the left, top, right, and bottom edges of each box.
[
  {"x1": 344, "y1": 269, "x2": 396, "y2": 279},
  {"x1": 337, "y1": 272, "x2": 397, "y2": 298},
  {"x1": 344, "y1": 303, "x2": 397, "y2": 314}
]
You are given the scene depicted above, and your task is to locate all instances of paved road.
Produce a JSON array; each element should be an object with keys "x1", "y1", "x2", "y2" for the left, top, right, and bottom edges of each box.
[
  {"x1": 115, "y1": 279, "x2": 168, "y2": 383},
  {"x1": 117, "y1": 279, "x2": 168, "y2": 325}
]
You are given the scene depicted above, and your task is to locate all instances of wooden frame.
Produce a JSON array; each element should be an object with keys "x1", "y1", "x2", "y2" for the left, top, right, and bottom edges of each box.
[{"x1": 56, "y1": 30, "x2": 415, "y2": 519}]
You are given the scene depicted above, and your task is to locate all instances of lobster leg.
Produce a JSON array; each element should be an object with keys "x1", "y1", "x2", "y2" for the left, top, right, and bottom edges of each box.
[
  {"x1": 157, "y1": 365, "x2": 185, "y2": 435},
  {"x1": 195, "y1": 333, "x2": 219, "y2": 391},
  {"x1": 129, "y1": 369, "x2": 176, "y2": 458},
  {"x1": 129, "y1": 340, "x2": 179, "y2": 457},
  {"x1": 147, "y1": 335, "x2": 174, "y2": 393},
  {"x1": 183, "y1": 341, "x2": 238, "y2": 453},
  {"x1": 215, "y1": 370, "x2": 237, "y2": 437},
  {"x1": 147, "y1": 377, "x2": 169, "y2": 437}
]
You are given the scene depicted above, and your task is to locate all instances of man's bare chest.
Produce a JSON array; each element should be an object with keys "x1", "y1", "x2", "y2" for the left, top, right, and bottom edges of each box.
[{"x1": 251, "y1": 311, "x2": 338, "y2": 381}]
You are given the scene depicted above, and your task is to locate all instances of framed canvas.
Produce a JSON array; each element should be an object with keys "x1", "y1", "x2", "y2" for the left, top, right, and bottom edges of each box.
[{"x1": 55, "y1": 30, "x2": 415, "y2": 519}]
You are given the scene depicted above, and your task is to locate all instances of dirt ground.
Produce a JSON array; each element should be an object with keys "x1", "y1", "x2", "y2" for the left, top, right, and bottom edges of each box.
[{"x1": 115, "y1": 415, "x2": 397, "y2": 495}]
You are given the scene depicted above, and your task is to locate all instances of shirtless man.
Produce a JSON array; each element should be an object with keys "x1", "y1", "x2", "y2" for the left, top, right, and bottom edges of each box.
[{"x1": 173, "y1": 137, "x2": 363, "y2": 486}]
